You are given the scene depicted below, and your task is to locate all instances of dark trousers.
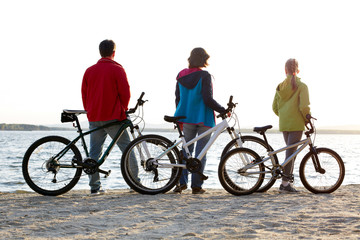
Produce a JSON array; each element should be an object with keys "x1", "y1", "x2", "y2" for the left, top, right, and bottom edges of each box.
[{"x1": 282, "y1": 131, "x2": 303, "y2": 182}]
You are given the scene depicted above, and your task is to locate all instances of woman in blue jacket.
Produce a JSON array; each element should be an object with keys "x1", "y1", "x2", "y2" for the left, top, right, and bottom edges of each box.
[{"x1": 173, "y1": 47, "x2": 226, "y2": 194}]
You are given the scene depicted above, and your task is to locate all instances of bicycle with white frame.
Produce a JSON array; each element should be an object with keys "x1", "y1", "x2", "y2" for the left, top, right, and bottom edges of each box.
[
  {"x1": 218, "y1": 115, "x2": 345, "y2": 195},
  {"x1": 120, "y1": 96, "x2": 276, "y2": 194}
]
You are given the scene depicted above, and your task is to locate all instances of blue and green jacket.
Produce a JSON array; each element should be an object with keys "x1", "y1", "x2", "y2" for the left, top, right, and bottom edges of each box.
[{"x1": 174, "y1": 68, "x2": 225, "y2": 127}]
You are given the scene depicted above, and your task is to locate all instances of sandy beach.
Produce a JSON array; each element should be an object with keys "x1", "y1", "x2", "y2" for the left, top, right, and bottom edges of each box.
[{"x1": 0, "y1": 184, "x2": 359, "y2": 240}]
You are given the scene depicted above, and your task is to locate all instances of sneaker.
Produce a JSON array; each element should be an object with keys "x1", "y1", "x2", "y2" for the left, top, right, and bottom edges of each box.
[
  {"x1": 173, "y1": 184, "x2": 187, "y2": 193},
  {"x1": 192, "y1": 187, "x2": 206, "y2": 194},
  {"x1": 90, "y1": 187, "x2": 106, "y2": 195},
  {"x1": 279, "y1": 184, "x2": 298, "y2": 193}
]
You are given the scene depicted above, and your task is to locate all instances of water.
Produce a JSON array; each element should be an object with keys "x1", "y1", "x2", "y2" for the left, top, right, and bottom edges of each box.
[{"x1": 0, "y1": 130, "x2": 359, "y2": 193}]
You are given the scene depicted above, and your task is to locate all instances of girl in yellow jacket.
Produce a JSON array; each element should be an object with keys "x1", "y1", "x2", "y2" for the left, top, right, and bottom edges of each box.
[{"x1": 272, "y1": 58, "x2": 311, "y2": 193}]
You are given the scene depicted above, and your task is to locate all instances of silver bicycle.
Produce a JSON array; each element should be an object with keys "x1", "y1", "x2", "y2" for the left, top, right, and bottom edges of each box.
[
  {"x1": 218, "y1": 116, "x2": 345, "y2": 195},
  {"x1": 120, "y1": 96, "x2": 277, "y2": 194}
]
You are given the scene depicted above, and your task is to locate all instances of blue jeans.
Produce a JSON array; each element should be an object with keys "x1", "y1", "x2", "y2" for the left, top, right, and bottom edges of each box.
[
  {"x1": 179, "y1": 123, "x2": 211, "y2": 189},
  {"x1": 88, "y1": 120, "x2": 136, "y2": 191}
]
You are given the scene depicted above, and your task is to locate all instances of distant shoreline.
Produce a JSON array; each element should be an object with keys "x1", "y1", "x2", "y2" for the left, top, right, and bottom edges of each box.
[
  {"x1": 1, "y1": 123, "x2": 360, "y2": 134},
  {"x1": 0, "y1": 123, "x2": 71, "y2": 131}
]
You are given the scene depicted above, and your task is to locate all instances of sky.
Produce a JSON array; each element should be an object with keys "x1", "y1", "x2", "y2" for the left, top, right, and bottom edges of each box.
[{"x1": 1, "y1": 0, "x2": 359, "y2": 130}]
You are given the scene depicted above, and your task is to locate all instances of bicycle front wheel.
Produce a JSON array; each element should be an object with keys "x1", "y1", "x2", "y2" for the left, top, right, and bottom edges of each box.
[
  {"x1": 218, "y1": 148, "x2": 264, "y2": 195},
  {"x1": 299, "y1": 148, "x2": 345, "y2": 194},
  {"x1": 121, "y1": 134, "x2": 182, "y2": 194},
  {"x1": 221, "y1": 135, "x2": 278, "y2": 192},
  {"x1": 22, "y1": 136, "x2": 83, "y2": 196}
]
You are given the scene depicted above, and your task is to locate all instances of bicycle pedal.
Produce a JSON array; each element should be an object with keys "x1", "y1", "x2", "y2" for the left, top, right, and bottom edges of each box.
[
  {"x1": 104, "y1": 170, "x2": 111, "y2": 178},
  {"x1": 98, "y1": 169, "x2": 111, "y2": 178},
  {"x1": 198, "y1": 173, "x2": 208, "y2": 181}
]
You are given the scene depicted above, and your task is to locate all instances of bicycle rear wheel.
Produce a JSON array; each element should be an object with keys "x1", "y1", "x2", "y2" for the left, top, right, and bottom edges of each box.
[
  {"x1": 22, "y1": 136, "x2": 83, "y2": 196},
  {"x1": 299, "y1": 148, "x2": 345, "y2": 194},
  {"x1": 121, "y1": 134, "x2": 182, "y2": 194},
  {"x1": 218, "y1": 148, "x2": 264, "y2": 195},
  {"x1": 221, "y1": 135, "x2": 278, "y2": 192}
]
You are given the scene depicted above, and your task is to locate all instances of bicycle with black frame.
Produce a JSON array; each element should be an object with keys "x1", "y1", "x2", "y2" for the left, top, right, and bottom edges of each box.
[{"x1": 22, "y1": 92, "x2": 147, "y2": 196}]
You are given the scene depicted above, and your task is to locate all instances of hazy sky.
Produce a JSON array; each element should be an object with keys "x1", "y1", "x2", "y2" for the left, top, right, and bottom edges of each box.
[{"x1": 1, "y1": 0, "x2": 359, "y2": 129}]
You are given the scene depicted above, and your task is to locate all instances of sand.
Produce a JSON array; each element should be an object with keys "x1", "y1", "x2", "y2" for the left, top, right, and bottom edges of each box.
[{"x1": 0, "y1": 184, "x2": 359, "y2": 240}]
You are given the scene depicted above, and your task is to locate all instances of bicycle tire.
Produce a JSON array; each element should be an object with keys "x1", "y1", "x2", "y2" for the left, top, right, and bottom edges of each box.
[
  {"x1": 218, "y1": 148, "x2": 265, "y2": 195},
  {"x1": 22, "y1": 136, "x2": 83, "y2": 196},
  {"x1": 221, "y1": 136, "x2": 278, "y2": 192},
  {"x1": 299, "y1": 147, "x2": 345, "y2": 194},
  {"x1": 121, "y1": 134, "x2": 182, "y2": 195}
]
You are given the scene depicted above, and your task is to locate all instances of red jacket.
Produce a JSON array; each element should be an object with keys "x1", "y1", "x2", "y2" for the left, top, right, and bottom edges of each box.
[{"x1": 82, "y1": 58, "x2": 130, "y2": 122}]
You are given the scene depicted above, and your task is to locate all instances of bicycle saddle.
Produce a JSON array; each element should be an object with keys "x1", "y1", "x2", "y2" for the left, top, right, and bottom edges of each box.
[
  {"x1": 63, "y1": 109, "x2": 87, "y2": 115},
  {"x1": 253, "y1": 125, "x2": 273, "y2": 134},
  {"x1": 164, "y1": 115, "x2": 186, "y2": 123}
]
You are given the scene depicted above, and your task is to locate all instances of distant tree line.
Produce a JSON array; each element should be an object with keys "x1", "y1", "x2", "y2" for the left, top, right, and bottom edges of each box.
[{"x1": 0, "y1": 124, "x2": 69, "y2": 131}]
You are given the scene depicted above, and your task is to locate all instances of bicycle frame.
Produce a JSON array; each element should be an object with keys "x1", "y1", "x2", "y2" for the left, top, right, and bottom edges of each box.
[
  {"x1": 54, "y1": 92, "x2": 147, "y2": 171},
  {"x1": 54, "y1": 119, "x2": 134, "y2": 169},
  {"x1": 150, "y1": 118, "x2": 241, "y2": 169},
  {"x1": 242, "y1": 134, "x2": 316, "y2": 176}
]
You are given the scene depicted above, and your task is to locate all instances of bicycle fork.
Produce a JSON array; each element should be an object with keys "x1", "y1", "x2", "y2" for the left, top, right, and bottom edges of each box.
[{"x1": 309, "y1": 145, "x2": 325, "y2": 174}]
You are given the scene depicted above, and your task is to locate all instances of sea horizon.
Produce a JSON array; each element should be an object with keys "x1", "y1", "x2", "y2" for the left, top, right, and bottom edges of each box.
[{"x1": 2, "y1": 122, "x2": 360, "y2": 134}]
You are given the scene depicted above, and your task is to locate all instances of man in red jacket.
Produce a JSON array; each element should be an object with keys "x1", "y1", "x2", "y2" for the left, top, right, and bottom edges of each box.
[{"x1": 82, "y1": 39, "x2": 132, "y2": 195}]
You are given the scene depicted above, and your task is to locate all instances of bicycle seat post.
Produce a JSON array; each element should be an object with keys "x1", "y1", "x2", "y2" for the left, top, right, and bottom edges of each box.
[
  {"x1": 175, "y1": 122, "x2": 184, "y2": 138},
  {"x1": 73, "y1": 116, "x2": 83, "y2": 134},
  {"x1": 253, "y1": 125, "x2": 273, "y2": 151},
  {"x1": 261, "y1": 133, "x2": 270, "y2": 150}
]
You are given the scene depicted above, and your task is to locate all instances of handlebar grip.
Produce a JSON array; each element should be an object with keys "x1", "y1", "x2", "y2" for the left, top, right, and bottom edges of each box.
[
  {"x1": 229, "y1": 96, "x2": 233, "y2": 104},
  {"x1": 139, "y1": 92, "x2": 145, "y2": 101}
]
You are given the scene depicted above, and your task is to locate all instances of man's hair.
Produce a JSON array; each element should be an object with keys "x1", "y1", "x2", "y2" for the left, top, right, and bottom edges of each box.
[
  {"x1": 188, "y1": 47, "x2": 210, "y2": 68},
  {"x1": 99, "y1": 39, "x2": 116, "y2": 57}
]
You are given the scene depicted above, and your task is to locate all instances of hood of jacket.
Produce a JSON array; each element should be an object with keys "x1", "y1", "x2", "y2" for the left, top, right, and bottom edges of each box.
[
  {"x1": 276, "y1": 75, "x2": 301, "y2": 101},
  {"x1": 176, "y1": 68, "x2": 210, "y2": 89}
]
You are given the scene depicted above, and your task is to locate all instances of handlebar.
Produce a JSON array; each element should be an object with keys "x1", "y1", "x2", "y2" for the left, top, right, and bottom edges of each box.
[
  {"x1": 305, "y1": 114, "x2": 317, "y2": 136},
  {"x1": 126, "y1": 92, "x2": 147, "y2": 114},
  {"x1": 217, "y1": 95, "x2": 237, "y2": 119}
]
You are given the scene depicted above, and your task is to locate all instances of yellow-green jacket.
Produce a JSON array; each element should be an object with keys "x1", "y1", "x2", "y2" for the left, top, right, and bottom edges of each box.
[{"x1": 272, "y1": 75, "x2": 310, "y2": 132}]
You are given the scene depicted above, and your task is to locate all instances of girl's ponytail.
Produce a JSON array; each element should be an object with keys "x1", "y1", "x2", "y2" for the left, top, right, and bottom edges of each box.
[
  {"x1": 291, "y1": 72, "x2": 297, "y2": 90},
  {"x1": 285, "y1": 58, "x2": 299, "y2": 90}
]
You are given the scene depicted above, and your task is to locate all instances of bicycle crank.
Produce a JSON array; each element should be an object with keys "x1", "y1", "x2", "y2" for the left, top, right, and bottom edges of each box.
[
  {"x1": 271, "y1": 165, "x2": 285, "y2": 180},
  {"x1": 186, "y1": 158, "x2": 208, "y2": 181}
]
